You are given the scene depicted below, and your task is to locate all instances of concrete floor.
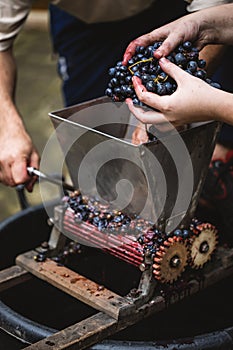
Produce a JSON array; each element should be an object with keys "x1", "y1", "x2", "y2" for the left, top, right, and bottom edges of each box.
[{"x1": 0, "y1": 12, "x2": 65, "y2": 221}]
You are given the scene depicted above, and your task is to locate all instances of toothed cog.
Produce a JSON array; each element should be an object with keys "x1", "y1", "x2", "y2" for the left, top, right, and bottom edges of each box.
[
  {"x1": 189, "y1": 223, "x2": 218, "y2": 269},
  {"x1": 153, "y1": 237, "x2": 189, "y2": 284}
]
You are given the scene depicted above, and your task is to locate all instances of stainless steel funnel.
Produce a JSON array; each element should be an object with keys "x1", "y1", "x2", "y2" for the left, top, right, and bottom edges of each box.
[{"x1": 49, "y1": 96, "x2": 221, "y2": 231}]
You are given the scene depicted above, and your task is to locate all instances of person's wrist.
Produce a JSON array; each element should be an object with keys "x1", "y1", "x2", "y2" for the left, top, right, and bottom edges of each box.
[
  {"x1": 0, "y1": 103, "x2": 24, "y2": 127},
  {"x1": 210, "y1": 89, "x2": 228, "y2": 123},
  {"x1": 216, "y1": 90, "x2": 233, "y2": 125},
  {"x1": 198, "y1": 10, "x2": 216, "y2": 44}
]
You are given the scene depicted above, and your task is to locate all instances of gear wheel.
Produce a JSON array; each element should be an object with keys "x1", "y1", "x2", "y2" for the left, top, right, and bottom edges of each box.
[
  {"x1": 153, "y1": 236, "x2": 188, "y2": 284},
  {"x1": 189, "y1": 223, "x2": 218, "y2": 269}
]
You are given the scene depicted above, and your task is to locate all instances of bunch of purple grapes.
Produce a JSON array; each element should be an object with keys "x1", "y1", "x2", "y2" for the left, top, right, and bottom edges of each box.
[{"x1": 105, "y1": 41, "x2": 221, "y2": 105}]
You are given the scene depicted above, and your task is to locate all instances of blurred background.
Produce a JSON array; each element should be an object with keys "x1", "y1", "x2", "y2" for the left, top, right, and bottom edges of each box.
[{"x1": 0, "y1": 1, "x2": 66, "y2": 221}]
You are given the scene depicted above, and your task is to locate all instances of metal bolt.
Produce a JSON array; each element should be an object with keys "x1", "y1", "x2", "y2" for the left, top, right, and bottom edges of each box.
[
  {"x1": 170, "y1": 255, "x2": 180, "y2": 268},
  {"x1": 200, "y1": 241, "x2": 209, "y2": 253},
  {"x1": 47, "y1": 217, "x2": 54, "y2": 226},
  {"x1": 139, "y1": 263, "x2": 146, "y2": 272}
]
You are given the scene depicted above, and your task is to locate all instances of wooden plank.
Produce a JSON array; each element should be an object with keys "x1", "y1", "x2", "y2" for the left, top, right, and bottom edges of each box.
[
  {"x1": 23, "y1": 294, "x2": 165, "y2": 350},
  {"x1": 16, "y1": 247, "x2": 233, "y2": 350},
  {"x1": 24, "y1": 312, "x2": 117, "y2": 350},
  {"x1": 23, "y1": 295, "x2": 165, "y2": 350},
  {"x1": 0, "y1": 265, "x2": 31, "y2": 292},
  {"x1": 16, "y1": 251, "x2": 135, "y2": 319}
]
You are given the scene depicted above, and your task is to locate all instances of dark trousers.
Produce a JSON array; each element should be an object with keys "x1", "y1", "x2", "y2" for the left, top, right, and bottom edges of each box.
[{"x1": 212, "y1": 47, "x2": 233, "y2": 147}]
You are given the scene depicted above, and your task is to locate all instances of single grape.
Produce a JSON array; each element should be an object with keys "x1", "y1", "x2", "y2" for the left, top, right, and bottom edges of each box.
[
  {"x1": 182, "y1": 41, "x2": 192, "y2": 51},
  {"x1": 146, "y1": 80, "x2": 156, "y2": 92},
  {"x1": 195, "y1": 69, "x2": 207, "y2": 80},
  {"x1": 174, "y1": 53, "x2": 187, "y2": 66},
  {"x1": 156, "y1": 83, "x2": 167, "y2": 96},
  {"x1": 210, "y1": 82, "x2": 222, "y2": 89},
  {"x1": 105, "y1": 88, "x2": 113, "y2": 97},
  {"x1": 187, "y1": 60, "x2": 198, "y2": 73},
  {"x1": 198, "y1": 59, "x2": 206, "y2": 68},
  {"x1": 108, "y1": 67, "x2": 116, "y2": 76}
]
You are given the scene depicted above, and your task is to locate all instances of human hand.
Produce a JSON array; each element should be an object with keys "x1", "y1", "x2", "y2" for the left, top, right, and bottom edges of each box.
[
  {"x1": 0, "y1": 125, "x2": 40, "y2": 192},
  {"x1": 131, "y1": 122, "x2": 148, "y2": 145},
  {"x1": 122, "y1": 11, "x2": 214, "y2": 65},
  {"x1": 126, "y1": 57, "x2": 220, "y2": 127}
]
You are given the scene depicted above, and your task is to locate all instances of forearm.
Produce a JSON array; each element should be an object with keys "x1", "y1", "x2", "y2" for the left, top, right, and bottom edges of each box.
[
  {"x1": 0, "y1": 48, "x2": 24, "y2": 130},
  {"x1": 0, "y1": 48, "x2": 39, "y2": 190},
  {"x1": 197, "y1": 4, "x2": 233, "y2": 45}
]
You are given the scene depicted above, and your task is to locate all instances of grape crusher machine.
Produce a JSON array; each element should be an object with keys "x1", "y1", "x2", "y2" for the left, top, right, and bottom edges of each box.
[{"x1": 1, "y1": 97, "x2": 233, "y2": 349}]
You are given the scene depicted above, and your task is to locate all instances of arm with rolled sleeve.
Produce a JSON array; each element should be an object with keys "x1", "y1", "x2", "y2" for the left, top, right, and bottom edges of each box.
[
  {"x1": 185, "y1": 0, "x2": 233, "y2": 75},
  {"x1": 0, "y1": 0, "x2": 32, "y2": 50},
  {"x1": 0, "y1": 0, "x2": 39, "y2": 191}
]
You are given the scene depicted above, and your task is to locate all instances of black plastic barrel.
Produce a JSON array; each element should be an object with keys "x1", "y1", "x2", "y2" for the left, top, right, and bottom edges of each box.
[{"x1": 0, "y1": 201, "x2": 233, "y2": 350}]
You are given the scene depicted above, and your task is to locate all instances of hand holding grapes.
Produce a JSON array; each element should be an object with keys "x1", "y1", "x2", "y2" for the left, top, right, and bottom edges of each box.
[
  {"x1": 123, "y1": 4, "x2": 233, "y2": 65},
  {"x1": 122, "y1": 18, "x2": 205, "y2": 65},
  {"x1": 126, "y1": 57, "x2": 227, "y2": 127},
  {"x1": 106, "y1": 3, "x2": 233, "y2": 130}
]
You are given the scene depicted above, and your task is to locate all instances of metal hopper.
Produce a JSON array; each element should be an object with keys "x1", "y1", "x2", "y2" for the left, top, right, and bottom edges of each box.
[{"x1": 49, "y1": 96, "x2": 221, "y2": 231}]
